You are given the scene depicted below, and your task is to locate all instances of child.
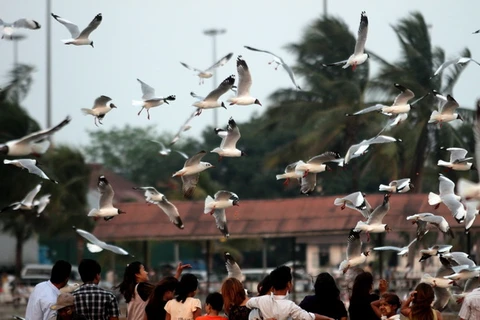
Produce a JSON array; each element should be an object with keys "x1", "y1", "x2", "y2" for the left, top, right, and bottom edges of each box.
[
  {"x1": 371, "y1": 292, "x2": 401, "y2": 320},
  {"x1": 145, "y1": 276, "x2": 179, "y2": 320},
  {"x1": 165, "y1": 273, "x2": 202, "y2": 320},
  {"x1": 196, "y1": 292, "x2": 227, "y2": 320}
]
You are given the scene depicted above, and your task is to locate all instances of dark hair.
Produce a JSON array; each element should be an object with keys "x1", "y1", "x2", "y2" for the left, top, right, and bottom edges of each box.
[
  {"x1": 270, "y1": 266, "x2": 292, "y2": 291},
  {"x1": 221, "y1": 277, "x2": 246, "y2": 314},
  {"x1": 350, "y1": 272, "x2": 373, "y2": 301},
  {"x1": 206, "y1": 292, "x2": 223, "y2": 312},
  {"x1": 257, "y1": 274, "x2": 272, "y2": 296},
  {"x1": 382, "y1": 292, "x2": 400, "y2": 310},
  {"x1": 411, "y1": 283, "x2": 435, "y2": 320},
  {"x1": 117, "y1": 261, "x2": 143, "y2": 303},
  {"x1": 314, "y1": 272, "x2": 340, "y2": 300},
  {"x1": 145, "y1": 277, "x2": 179, "y2": 319},
  {"x1": 175, "y1": 273, "x2": 198, "y2": 303},
  {"x1": 78, "y1": 259, "x2": 101, "y2": 283},
  {"x1": 50, "y1": 260, "x2": 72, "y2": 284}
]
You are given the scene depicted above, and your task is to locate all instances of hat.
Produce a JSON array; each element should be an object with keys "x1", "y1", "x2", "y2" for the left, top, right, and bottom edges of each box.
[{"x1": 50, "y1": 293, "x2": 75, "y2": 310}]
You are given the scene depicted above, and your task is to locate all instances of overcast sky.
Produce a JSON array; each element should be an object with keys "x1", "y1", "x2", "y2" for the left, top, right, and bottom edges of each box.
[{"x1": 2, "y1": 0, "x2": 480, "y2": 148}]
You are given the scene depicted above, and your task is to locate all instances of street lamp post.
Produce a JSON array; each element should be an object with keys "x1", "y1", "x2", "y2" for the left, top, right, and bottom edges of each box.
[
  {"x1": 203, "y1": 28, "x2": 226, "y2": 128},
  {"x1": 46, "y1": 0, "x2": 52, "y2": 128}
]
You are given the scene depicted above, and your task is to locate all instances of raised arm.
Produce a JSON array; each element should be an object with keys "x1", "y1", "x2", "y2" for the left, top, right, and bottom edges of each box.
[
  {"x1": 400, "y1": 291, "x2": 416, "y2": 317},
  {"x1": 370, "y1": 299, "x2": 383, "y2": 319}
]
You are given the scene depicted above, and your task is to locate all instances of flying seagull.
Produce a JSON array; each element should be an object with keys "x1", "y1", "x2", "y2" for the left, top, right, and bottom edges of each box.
[
  {"x1": 437, "y1": 147, "x2": 474, "y2": 171},
  {"x1": 180, "y1": 52, "x2": 233, "y2": 84},
  {"x1": 3, "y1": 159, "x2": 58, "y2": 183},
  {"x1": 373, "y1": 237, "x2": 419, "y2": 257},
  {"x1": 132, "y1": 79, "x2": 175, "y2": 120},
  {"x1": 431, "y1": 57, "x2": 480, "y2": 79},
  {"x1": 73, "y1": 226, "x2": 131, "y2": 256},
  {"x1": 323, "y1": 11, "x2": 369, "y2": 70},
  {"x1": 344, "y1": 135, "x2": 401, "y2": 165},
  {"x1": 244, "y1": 45, "x2": 301, "y2": 89},
  {"x1": 81, "y1": 95, "x2": 117, "y2": 126},
  {"x1": 51, "y1": 13, "x2": 102, "y2": 47},
  {"x1": 0, "y1": 18, "x2": 40, "y2": 39},
  {"x1": 133, "y1": 187, "x2": 184, "y2": 229},
  {"x1": 0, "y1": 116, "x2": 71, "y2": 157},
  {"x1": 88, "y1": 176, "x2": 126, "y2": 221},
  {"x1": 172, "y1": 151, "x2": 214, "y2": 199},
  {"x1": 334, "y1": 191, "x2": 372, "y2": 219},
  {"x1": 379, "y1": 178, "x2": 413, "y2": 193},
  {"x1": 339, "y1": 229, "x2": 369, "y2": 274},
  {"x1": 0, "y1": 183, "x2": 42, "y2": 213},
  {"x1": 211, "y1": 117, "x2": 245, "y2": 161},
  {"x1": 428, "y1": 91, "x2": 463, "y2": 125},
  {"x1": 191, "y1": 75, "x2": 234, "y2": 116},
  {"x1": 429, "y1": 174, "x2": 466, "y2": 223},
  {"x1": 228, "y1": 56, "x2": 262, "y2": 106},
  {"x1": 225, "y1": 252, "x2": 244, "y2": 282},
  {"x1": 170, "y1": 110, "x2": 197, "y2": 146},
  {"x1": 205, "y1": 191, "x2": 239, "y2": 238},
  {"x1": 354, "y1": 193, "x2": 392, "y2": 242},
  {"x1": 276, "y1": 161, "x2": 303, "y2": 186}
]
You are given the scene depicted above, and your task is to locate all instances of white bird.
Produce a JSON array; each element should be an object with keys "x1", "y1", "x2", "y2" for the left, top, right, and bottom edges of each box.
[
  {"x1": 205, "y1": 191, "x2": 239, "y2": 238},
  {"x1": 339, "y1": 229, "x2": 369, "y2": 274},
  {"x1": 192, "y1": 75, "x2": 234, "y2": 116},
  {"x1": 419, "y1": 244, "x2": 453, "y2": 262},
  {"x1": 133, "y1": 187, "x2": 184, "y2": 229},
  {"x1": 464, "y1": 201, "x2": 479, "y2": 234},
  {"x1": 0, "y1": 183, "x2": 42, "y2": 213},
  {"x1": 225, "y1": 252, "x2": 244, "y2": 282},
  {"x1": 150, "y1": 140, "x2": 171, "y2": 156},
  {"x1": 323, "y1": 11, "x2": 369, "y2": 70},
  {"x1": 3, "y1": 159, "x2": 58, "y2": 183},
  {"x1": 73, "y1": 226, "x2": 130, "y2": 256},
  {"x1": 440, "y1": 252, "x2": 476, "y2": 268},
  {"x1": 228, "y1": 56, "x2": 262, "y2": 106},
  {"x1": 59, "y1": 283, "x2": 80, "y2": 293},
  {"x1": 373, "y1": 237, "x2": 418, "y2": 257},
  {"x1": 211, "y1": 117, "x2": 245, "y2": 160},
  {"x1": 354, "y1": 194, "x2": 392, "y2": 241},
  {"x1": 51, "y1": 13, "x2": 102, "y2": 47},
  {"x1": 172, "y1": 151, "x2": 214, "y2": 199},
  {"x1": 295, "y1": 152, "x2": 341, "y2": 177},
  {"x1": 429, "y1": 174, "x2": 466, "y2": 223},
  {"x1": 416, "y1": 214, "x2": 455, "y2": 238},
  {"x1": 132, "y1": 79, "x2": 176, "y2": 120},
  {"x1": 428, "y1": 91, "x2": 463, "y2": 125},
  {"x1": 379, "y1": 178, "x2": 413, "y2": 193},
  {"x1": 431, "y1": 57, "x2": 480, "y2": 78},
  {"x1": 33, "y1": 194, "x2": 51, "y2": 217},
  {"x1": 420, "y1": 273, "x2": 454, "y2": 288},
  {"x1": 331, "y1": 152, "x2": 367, "y2": 167},
  {"x1": 243, "y1": 45, "x2": 301, "y2": 90},
  {"x1": 346, "y1": 84, "x2": 415, "y2": 117},
  {"x1": 81, "y1": 95, "x2": 117, "y2": 127},
  {"x1": 0, "y1": 18, "x2": 40, "y2": 39},
  {"x1": 275, "y1": 161, "x2": 303, "y2": 186},
  {"x1": 180, "y1": 52, "x2": 233, "y2": 85},
  {"x1": 344, "y1": 135, "x2": 401, "y2": 165},
  {"x1": 0, "y1": 116, "x2": 71, "y2": 156},
  {"x1": 444, "y1": 265, "x2": 480, "y2": 281},
  {"x1": 334, "y1": 191, "x2": 372, "y2": 219},
  {"x1": 437, "y1": 147, "x2": 474, "y2": 171},
  {"x1": 88, "y1": 176, "x2": 126, "y2": 221},
  {"x1": 170, "y1": 110, "x2": 197, "y2": 146}
]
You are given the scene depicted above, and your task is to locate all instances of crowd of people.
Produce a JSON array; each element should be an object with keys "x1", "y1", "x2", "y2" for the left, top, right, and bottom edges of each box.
[{"x1": 23, "y1": 259, "x2": 480, "y2": 320}]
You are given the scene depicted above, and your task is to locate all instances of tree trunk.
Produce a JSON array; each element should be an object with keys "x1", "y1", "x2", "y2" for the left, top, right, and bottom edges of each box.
[
  {"x1": 410, "y1": 121, "x2": 429, "y2": 193},
  {"x1": 15, "y1": 231, "x2": 23, "y2": 278},
  {"x1": 76, "y1": 237, "x2": 84, "y2": 264}
]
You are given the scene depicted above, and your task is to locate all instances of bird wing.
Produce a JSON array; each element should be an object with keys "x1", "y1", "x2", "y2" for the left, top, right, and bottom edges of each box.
[
  {"x1": 438, "y1": 174, "x2": 455, "y2": 196},
  {"x1": 204, "y1": 75, "x2": 235, "y2": 101},
  {"x1": 322, "y1": 59, "x2": 348, "y2": 67},
  {"x1": 420, "y1": 215, "x2": 448, "y2": 230},
  {"x1": 244, "y1": 46, "x2": 279, "y2": 59},
  {"x1": 353, "y1": 11, "x2": 368, "y2": 55},
  {"x1": 236, "y1": 56, "x2": 252, "y2": 97},
  {"x1": 35, "y1": 194, "x2": 51, "y2": 214},
  {"x1": 136, "y1": 78, "x2": 156, "y2": 100},
  {"x1": 392, "y1": 84, "x2": 415, "y2": 106},
  {"x1": 51, "y1": 13, "x2": 80, "y2": 38},
  {"x1": 180, "y1": 62, "x2": 203, "y2": 73},
  {"x1": 21, "y1": 160, "x2": 53, "y2": 181},
  {"x1": 181, "y1": 174, "x2": 200, "y2": 199},
  {"x1": 134, "y1": 186, "x2": 160, "y2": 200},
  {"x1": 185, "y1": 150, "x2": 207, "y2": 166},
  {"x1": 157, "y1": 196, "x2": 184, "y2": 229},
  {"x1": 213, "y1": 208, "x2": 229, "y2": 237},
  {"x1": 300, "y1": 172, "x2": 317, "y2": 195},
  {"x1": 281, "y1": 63, "x2": 301, "y2": 89},
  {"x1": 440, "y1": 95, "x2": 459, "y2": 115},
  {"x1": 18, "y1": 116, "x2": 71, "y2": 144},
  {"x1": 395, "y1": 178, "x2": 411, "y2": 190},
  {"x1": 432, "y1": 59, "x2": 456, "y2": 77},
  {"x1": 415, "y1": 220, "x2": 429, "y2": 240},
  {"x1": 373, "y1": 246, "x2": 401, "y2": 252},
  {"x1": 347, "y1": 229, "x2": 362, "y2": 259},
  {"x1": 78, "y1": 13, "x2": 102, "y2": 39},
  {"x1": 307, "y1": 151, "x2": 340, "y2": 165},
  {"x1": 75, "y1": 228, "x2": 102, "y2": 246},
  {"x1": 348, "y1": 104, "x2": 384, "y2": 116},
  {"x1": 190, "y1": 91, "x2": 206, "y2": 100},
  {"x1": 447, "y1": 148, "x2": 468, "y2": 162},
  {"x1": 205, "y1": 52, "x2": 234, "y2": 72},
  {"x1": 225, "y1": 252, "x2": 243, "y2": 281},
  {"x1": 100, "y1": 242, "x2": 129, "y2": 255},
  {"x1": 214, "y1": 190, "x2": 238, "y2": 201},
  {"x1": 170, "y1": 110, "x2": 197, "y2": 146},
  {"x1": 220, "y1": 118, "x2": 241, "y2": 149},
  {"x1": 22, "y1": 184, "x2": 42, "y2": 206},
  {"x1": 97, "y1": 176, "x2": 115, "y2": 208},
  {"x1": 365, "y1": 135, "x2": 400, "y2": 145},
  {"x1": 93, "y1": 95, "x2": 112, "y2": 108},
  {"x1": 86, "y1": 243, "x2": 104, "y2": 253},
  {"x1": 367, "y1": 195, "x2": 390, "y2": 224},
  {"x1": 285, "y1": 161, "x2": 301, "y2": 174},
  {"x1": 13, "y1": 19, "x2": 40, "y2": 30},
  {"x1": 174, "y1": 150, "x2": 189, "y2": 159}
]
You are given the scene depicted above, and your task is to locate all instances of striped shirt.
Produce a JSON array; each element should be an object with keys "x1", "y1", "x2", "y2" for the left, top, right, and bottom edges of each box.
[
  {"x1": 459, "y1": 288, "x2": 480, "y2": 320},
  {"x1": 73, "y1": 283, "x2": 119, "y2": 320}
]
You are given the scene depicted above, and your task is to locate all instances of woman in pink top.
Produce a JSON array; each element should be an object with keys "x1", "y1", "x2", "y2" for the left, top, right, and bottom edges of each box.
[{"x1": 118, "y1": 262, "x2": 152, "y2": 320}]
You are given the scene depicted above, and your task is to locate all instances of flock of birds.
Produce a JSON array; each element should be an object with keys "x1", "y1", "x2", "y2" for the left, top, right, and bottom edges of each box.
[{"x1": 3, "y1": 8, "x2": 480, "y2": 311}]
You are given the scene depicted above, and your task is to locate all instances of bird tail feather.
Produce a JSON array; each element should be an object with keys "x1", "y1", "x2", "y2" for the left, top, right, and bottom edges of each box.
[
  {"x1": 204, "y1": 196, "x2": 214, "y2": 214},
  {"x1": 132, "y1": 100, "x2": 145, "y2": 108},
  {"x1": 428, "y1": 192, "x2": 442, "y2": 206}
]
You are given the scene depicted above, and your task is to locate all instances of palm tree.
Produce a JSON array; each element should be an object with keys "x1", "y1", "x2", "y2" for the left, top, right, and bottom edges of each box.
[{"x1": 368, "y1": 12, "x2": 475, "y2": 193}]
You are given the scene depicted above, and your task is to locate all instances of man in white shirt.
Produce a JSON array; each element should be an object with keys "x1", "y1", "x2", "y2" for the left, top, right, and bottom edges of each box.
[
  {"x1": 459, "y1": 286, "x2": 480, "y2": 320},
  {"x1": 247, "y1": 266, "x2": 334, "y2": 320},
  {"x1": 25, "y1": 260, "x2": 72, "y2": 320}
]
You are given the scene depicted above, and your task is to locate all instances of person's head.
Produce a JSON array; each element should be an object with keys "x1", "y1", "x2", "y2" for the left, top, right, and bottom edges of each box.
[
  {"x1": 50, "y1": 292, "x2": 75, "y2": 319},
  {"x1": 411, "y1": 283, "x2": 435, "y2": 320},
  {"x1": 117, "y1": 261, "x2": 149, "y2": 303},
  {"x1": 221, "y1": 277, "x2": 246, "y2": 314},
  {"x1": 257, "y1": 274, "x2": 273, "y2": 296},
  {"x1": 379, "y1": 293, "x2": 401, "y2": 317},
  {"x1": 50, "y1": 260, "x2": 72, "y2": 287},
  {"x1": 270, "y1": 266, "x2": 292, "y2": 292},
  {"x1": 78, "y1": 259, "x2": 101, "y2": 283},
  {"x1": 146, "y1": 276, "x2": 179, "y2": 314},
  {"x1": 175, "y1": 273, "x2": 198, "y2": 302},
  {"x1": 351, "y1": 271, "x2": 373, "y2": 300},
  {"x1": 314, "y1": 272, "x2": 340, "y2": 300},
  {"x1": 205, "y1": 292, "x2": 223, "y2": 314}
]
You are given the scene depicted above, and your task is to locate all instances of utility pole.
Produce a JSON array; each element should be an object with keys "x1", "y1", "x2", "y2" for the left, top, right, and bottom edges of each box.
[
  {"x1": 46, "y1": 0, "x2": 52, "y2": 128},
  {"x1": 323, "y1": 0, "x2": 328, "y2": 17},
  {"x1": 203, "y1": 28, "x2": 226, "y2": 128}
]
